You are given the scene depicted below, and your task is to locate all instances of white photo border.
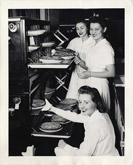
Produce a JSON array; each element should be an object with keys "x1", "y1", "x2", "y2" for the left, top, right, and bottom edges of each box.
[{"x1": 0, "y1": 0, "x2": 133, "y2": 165}]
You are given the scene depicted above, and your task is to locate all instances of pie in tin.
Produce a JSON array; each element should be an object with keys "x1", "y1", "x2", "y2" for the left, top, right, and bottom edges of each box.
[
  {"x1": 32, "y1": 99, "x2": 46, "y2": 108},
  {"x1": 51, "y1": 114, "x2": 71, "y2": 124},
  {"x1": 39, "y1": 127, "x2": 63, "y2": 133},
  {"x1": 60, "y1": 98, "x2": 78, "y2": 106},
  {"x1": 40, "y1": 121, "x2": 62, "y2": 130},
  {"x1": 55, "y1": 104, "x2": 73, "y2": 111}
]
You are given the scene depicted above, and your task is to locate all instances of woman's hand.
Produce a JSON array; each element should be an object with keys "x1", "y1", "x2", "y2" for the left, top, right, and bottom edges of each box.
[
  {"x1": 78, "y1": 70, "x2": 91, "y2": 79},
  {"x1": 41, "y1": 99, "x2": 52, "y2": 111},
  {"x1": 58, "y1": 140, "x2": 67, "y2": 149},
  {"x1": 74, "y1": 52, "x2": 88, "y2": 70},
  {"x1": 74, "y1": 53, "x2": 81, "y2": 65}
]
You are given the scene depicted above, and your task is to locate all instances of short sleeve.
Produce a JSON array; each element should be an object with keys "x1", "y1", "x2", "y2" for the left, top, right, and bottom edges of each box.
[
  {"x1": 104, "y1": 43, "x2": 115, "y2": 65},
  {"x1": 67, "y1": 38, "x2": 76, "y2": 50},
  {"x1": 66, "y1": 39, "x2": 74, "y2": 49},
  {"x1": 66, "y1": 38, "x2": 79, "y2": 51}
]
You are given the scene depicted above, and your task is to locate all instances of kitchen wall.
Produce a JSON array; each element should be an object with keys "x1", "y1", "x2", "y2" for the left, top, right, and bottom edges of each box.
[{"x1": 8, "y1": 9, "x2": 40, "y2": 19}]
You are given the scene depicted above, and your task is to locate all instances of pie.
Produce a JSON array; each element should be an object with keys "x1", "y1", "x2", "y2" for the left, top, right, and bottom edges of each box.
[
  {"x1": 54, "y1": 48, "x2": 75, "y2": 57},
  {"x1": 55, "y1": 48, "x2": 75, "y2": 53},
  {"x1": 39, "y1": 55, "x2": 62, "y2": 60},
  {"x1": 51, "y1": 114, "x2": 70, "y2": 124},
  {"x1": 55, "y1": 104, "x2": 73, "y2": 111},
  {"x1": 60, "y1": 98, "x2": 78, "y2": 106},
  {"x1": 32, "y1": 99, "x2": 46, "y2": 108},
  {"x1": 40, "y1": 121, "x2": 62, "y2": 130}
]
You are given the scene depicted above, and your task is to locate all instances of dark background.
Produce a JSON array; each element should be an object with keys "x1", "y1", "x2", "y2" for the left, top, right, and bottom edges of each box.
[{"x1": 9, "y1": 9, "x2": 124, "y2": 59}]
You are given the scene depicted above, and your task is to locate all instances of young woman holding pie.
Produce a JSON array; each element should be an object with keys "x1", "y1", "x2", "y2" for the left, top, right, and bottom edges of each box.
[{"x1": 65, "y1": 19, "x2": 95, "y2": 100}]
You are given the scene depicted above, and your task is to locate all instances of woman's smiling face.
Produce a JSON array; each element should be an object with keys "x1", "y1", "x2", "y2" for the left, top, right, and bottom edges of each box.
[
  {"x1": 76, "y1": 22, "x2": 88, "y2": 38},
  {"x1": 89, "y1": 22, "x2": 106, "y2": 43},
  {"x1": 78, "y1": 94, "x2": 96, "y2": 116}
]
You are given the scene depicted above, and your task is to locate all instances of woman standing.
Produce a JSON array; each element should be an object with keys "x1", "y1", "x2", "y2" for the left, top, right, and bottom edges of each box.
[
  {"x1": 66, "y1": 19, "x2": 95, "y2": 99},
  {"x1": 78, "y1": 16, "x2": 115, "y2": 111}
]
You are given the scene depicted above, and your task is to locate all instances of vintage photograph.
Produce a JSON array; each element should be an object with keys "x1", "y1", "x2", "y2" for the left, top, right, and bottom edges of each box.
[
  {"x1": 0, "y1": 0, "x2": 133, "y2": 165},
  {"x1": 1, "y1": 0, "x2": 133, "y2": 164},
  {"x1": 8, "y1": 8, "x2": 125, "y2": 157}
]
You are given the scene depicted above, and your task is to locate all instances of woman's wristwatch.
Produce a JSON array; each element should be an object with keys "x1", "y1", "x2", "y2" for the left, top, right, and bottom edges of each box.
[{"x1": 76, "y1": 57, "x2": 81, "y2": 65}]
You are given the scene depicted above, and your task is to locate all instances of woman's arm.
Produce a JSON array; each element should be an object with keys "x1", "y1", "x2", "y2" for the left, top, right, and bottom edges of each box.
[
  {"x1": 91, "y1": 64, "x2": 115, "y2": 78},
  {"x1": 50, "y1": 107, "x2": 87, "y2": 123},
  {"x1": 41, "y1": 99, "x2": 88, "y2": 123},
  {"x1": 79, "y1": 64, "x2": 115, "y2": 79},
  {"x1": 74, "y1": 55, "x2": 88, "y2": 70}
]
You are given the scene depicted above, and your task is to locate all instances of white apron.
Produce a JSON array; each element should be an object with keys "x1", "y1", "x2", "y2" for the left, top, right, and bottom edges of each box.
[{"x1": 66, "y1": 36, "x2": 95, "y2": 99}]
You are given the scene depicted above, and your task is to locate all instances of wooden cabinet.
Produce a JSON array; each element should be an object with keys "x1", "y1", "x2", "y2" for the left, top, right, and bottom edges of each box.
[
  {"x1": 8, "y1": 17, "x2": 50, "y2": 155},
  {"x1": 9, "y1": 17, "x2": 50, "y2": 98}
]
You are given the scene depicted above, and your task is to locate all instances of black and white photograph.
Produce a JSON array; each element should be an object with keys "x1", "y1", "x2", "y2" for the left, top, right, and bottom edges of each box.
[{"x1": 0, "y1": 0, "x2": 133, "y2": 165}]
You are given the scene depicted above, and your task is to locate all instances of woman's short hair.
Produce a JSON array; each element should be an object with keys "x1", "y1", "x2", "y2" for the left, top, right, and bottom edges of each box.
[
  {"x1": 89, "y1": 16, "x2": 107, "y2": 29},
  {"x1": 78, "y1": 86, "x2": 106, "y2": 113},
  {"x1": 74, "y1": 18, "x2": 89, "y2": 29}
]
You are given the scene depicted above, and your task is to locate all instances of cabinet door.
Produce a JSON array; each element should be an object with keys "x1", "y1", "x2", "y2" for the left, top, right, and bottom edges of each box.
[
  {"x1": 9, "y1": 20, "x2": 28, "y2": 80},
  {"x1": 9, "y1": 94, "x2": 31, "y2": 156},
  {"x1": 9, "y1": 94, "x2": 30, "y2": 117}
]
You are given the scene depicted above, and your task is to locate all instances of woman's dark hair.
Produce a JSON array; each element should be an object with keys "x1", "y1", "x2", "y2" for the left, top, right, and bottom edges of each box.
[
  {"x1": 78, "y1": 86, "x2": 106, "y2": 113},
  {"x1": 89, "y1": 15, "x2": 107, "y2": 29},
  {"x1": 74, "y1": 18, "x2": 89, "y2": 29}
]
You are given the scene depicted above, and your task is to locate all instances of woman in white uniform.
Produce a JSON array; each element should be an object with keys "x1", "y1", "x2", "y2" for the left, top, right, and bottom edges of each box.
[
  {"x1": 42, "y1": 86, "x2": 119, "y2": 156},
  {"x1": 66, "y1": 19, "x2": 95, "y2": 99},
  {"x1": 77, "y1": 16, "x2": 115, "y2": 111}
]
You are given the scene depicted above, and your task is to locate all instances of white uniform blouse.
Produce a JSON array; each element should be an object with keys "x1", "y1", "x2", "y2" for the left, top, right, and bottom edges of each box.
[
  {"x1": 50, "y1": 108, "x2": 119, "y2": 156},
  {"x1": 86, "y1": 38, "x2": 114, "y2": 72}
]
